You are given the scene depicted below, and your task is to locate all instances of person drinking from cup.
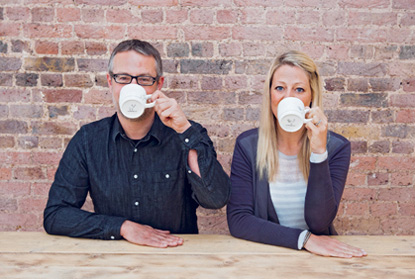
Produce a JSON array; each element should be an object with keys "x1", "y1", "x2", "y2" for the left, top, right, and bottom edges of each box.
[
  {"x1": 226, "y1": 50, "x2": 367, "y2": 258},
  {"x1": 44, "y1": 39, "x2": 230, "y2": 248}
]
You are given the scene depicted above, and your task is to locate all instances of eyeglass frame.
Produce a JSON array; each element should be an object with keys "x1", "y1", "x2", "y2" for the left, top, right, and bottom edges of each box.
[{"x1": 110, "y1": 72, "x2": 159, "y2": 86}]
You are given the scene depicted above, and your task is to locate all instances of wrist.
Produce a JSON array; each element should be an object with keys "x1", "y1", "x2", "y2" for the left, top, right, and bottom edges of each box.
[
  {"x1": 302, "y1": 231, "x2": 312, "y2": 250},
  {"x1": 176, "y1": 121, "x2": 191, "y2": 134}
]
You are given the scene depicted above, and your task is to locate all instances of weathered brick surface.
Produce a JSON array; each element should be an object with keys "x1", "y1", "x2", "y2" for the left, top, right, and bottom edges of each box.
[{"x1": 0, "y1": 1, "x2": 413, "y2": 236}]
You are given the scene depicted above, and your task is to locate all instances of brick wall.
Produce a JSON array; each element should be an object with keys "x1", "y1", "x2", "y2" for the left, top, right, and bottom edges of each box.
[{"x1": 0, "y1": 0, "x2": 414, "y2": 235}]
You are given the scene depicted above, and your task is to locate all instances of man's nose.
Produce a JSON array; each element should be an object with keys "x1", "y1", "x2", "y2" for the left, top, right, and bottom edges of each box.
[{"x1": 131, "y1": 77, "x2": 139, "y2": 85}]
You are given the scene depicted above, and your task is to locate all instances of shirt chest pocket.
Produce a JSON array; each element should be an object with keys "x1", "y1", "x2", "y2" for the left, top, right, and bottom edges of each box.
[{"x1": 138, "y1": 168, "x2": 186, "y2": 203}]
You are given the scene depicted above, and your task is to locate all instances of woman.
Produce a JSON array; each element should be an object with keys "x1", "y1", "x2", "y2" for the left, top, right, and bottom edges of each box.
[{"x1": 227, "y1": 51, "x2": 366, "y2": 258}]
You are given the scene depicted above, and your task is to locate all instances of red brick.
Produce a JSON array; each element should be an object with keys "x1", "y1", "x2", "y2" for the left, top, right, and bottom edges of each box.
[
  {"x1": 0, "y1": 182, "x2": 30, "y2": 196},
  {"x1": 73, "y1": 106, "x2": 97, "y2": 120},
  {"x1": 77, "y1": 59, "x2": 107, "y2": 72},
  {"x1": 224, "y1": 76, "x2": 248, "y2": 91},
  {"x1": 81, "y1": 9, "x2": 105, "y2": 23},
  {"x1": 390, "y1": 172, "x2": 414, "y2": 186},
  {"x1": 348, "y1": 12, "x2": 397, "y2": 26},
  {"x1": 0, "y1": 197, "x2": 17, "y2": 212},
  {"x1": 239, "y1": 91, "x2": 262, "y2": 105},
  {"x1": 201, "y1": 76, "x2": 223, "y2": 91},
  {"x1": 18, "y1": 197, "x2": 48, "y2": 213},
  {"x1": 42, "y1": 89, "x2": 82, "y2": 103},
  {"x1": 14, "y1": 167, "x2": 45, "y2": 180},
  {"x1": 168, "y1": 76, "x2": 199, "y2": 90},
  {"x1": 35, "y1": 41, "x2": 58, "y2": 55},
  {"x1": 0, "y1": 213, "x2": 39, "y2": 231},
  {"x1": 337, "y1": 28, "x2": 388, "y2": 43},
  {"x1": 0, "y1": 152, "x2": 32, "y2": 165},
  {"x1": 219, "y1": 42, "x2": 242, "y2": 57},
  {"x1": 165, "y1": 9, "x2": 188, "y2": 24},
  {"x1": 368, "y1": 140, "x2": 390, "y2": 153},
  {"x1": 6, "y1": 7, "x2": 30, "y2": 21},
  {"x1": 336, "y1": 217, "x2": 381, "y2": 235},
  {"x1": 190, "y1": 9, "x2": 214, "y2": 24},
  {"x1": 106, "y1": 9, "x2": 140, "y2": 23},
  {"x1": 31, "y1": 7, "x2": 54, "y2": 22},
  {"x1": 371, "y1": 110, "x2": 394, "y2": 124},
  {"x1": 378, "y1": 156, "x2": 415, "y2": 171},
  {"x1": 129, "y1": 0, "x2": 178, "y2": 5},
  {"x1": 98, "y1": 106, "x2": 116, "y2": 119},
  {"x1": 367, "y1": 172, "x2": 389, "y2": 186},
  {"x1": 392, "y1": 0, "x2": 415, "y2": 9},
  {"x1": 234, "y1": 0, "x2": 283, "y2": 6},
  {"x1": 242, "y1": 42, "x2": 267, "y2": 57},
  {"x1": 25, "y1": 57, "x2": 75, "y2": 72},
  {"x1": 345, "y1": 172, "x2": 367, "y2": 186},
  {"x1": 233, "y1": 26, "x2": 283, "y2": 41},
  {"x1": 349, "y1": 156, "x2": 377, "y2": 171},
  {"x1": 24, "y1": 23, "x2": 72, "y2": 38},
  {"x1": 181, "y1": 0, "x2": 231, "y2": 6},
  {"x1": 240, "y1": 8, "x2": 266, "y2": 24},
  {"x1": 381, "y1": 217, "x2": 415, "y2": 235},
  {"x1": 296, "y1": 10, "x2": 320, "y2": 25},
  {"x1": 84, "y1": 42, "x2": 107, "y2": 56},
  {"x1": 396, "y1": 109, "x2": 415, "y2": 123},
  {"x1": 326, "y1": 45, "x2": 349, "y2": 60},
  {"x1": 399, "y1": 202, "x2": 415, "y2": 216},
  {"x1": 370, "y1": 202, "x2": 397, "y2": 217},
  {"x1": 128, "y1": 26, "x2": 177, "y2": 40},
  {"x1": 61, "y1": 41, "x2": 85, "y2": 55},
  {"x1": 38, "y1": 137, "x2": 63, "y2": 150},
  {"x1": 217, "y1": 10, "x2": 238, "y2": 24},
  {"x1": 0, "y1": 89, "x2": 30, "y2": 103},
  {"x1": 57, "y1": 7, "x2": 81, "y2": 22},
  {"x1": 265, "y1": 10, "x2": 296, "y2": 25},
  {"x1": 10, "y1": 105, "x2": 43, "y2": 118},
  {"x1": 285, "y1": 26, "x2": 334, "y2": 42},
  {"x1": 391, "y1": 94, "x2": 415, "y2": 108},
  {"x1": 0, "y1": 168, "x2": 12, "y2": 180},
  {"x1": 345, "y1": 202, "x2": 369, "y2": 216},
  {"x1": 400, "y1": 13, "x2": 415, "y2": 26},
  {"x1": 0, "y1": 136, "x2": 14, "y2": 148},
  {"x1": 84, "y1": 89, "x2": 112, "y2": 105},
  {"x1": 403, "y1": 79, "x2": 415, "y2": 92},
  {"x1": 378, "y1": 187, "x2": 414, "y2": 202},
  {"x1": 74, "y1": 0, "x2": 127, "y2": 4},
  {"x1": 339, "y1": 62, "x2": 387, "y2": 77},
  {"x1": 339, "y1": 0, "x2": 389, "y2": 8},
  {"x1": 32, "y1": 121, "x2": 77, "y2": 136},
  {"x1": 0, "y1": 22, "x2": 21, "y2": 36},
  {"x1": 0, "y1": 120, "x2": 29, "y2": 134},
  {"x1": 184, "y1": 26, "x2": 230, "y2": 40},
  {"x1": 141, "y1": 10, "x2": 164, "y2": 24},
  {"x1": 32, "y1": 182, "x2": 53, "y2": 196},
  {"x1": 392, "y1": 141, "x2": 414, "y2": 154},
  {"x1": 188, "y1": 91, "x2": 235, "y2": 105},
  {"x1": 17, "y1": 136, "x2": 38, "y2": 149},
  {"x1": 75, "y1": 25, "x2": 125, "y2": 40},
  {"x1": 64, "y1": 74, "x2": 93, "y2": 88},
  {"x1": 31, "y1": 152, "x2": 62, "y2": 166},
  {"x1": 322, "y1": 11, "x2": 346, "y2": 27},
  {"x1": 342, "y1": 187, "x2": 376, "y2": 201},
  {"x1": 41, "y1": 74, "x2": 63, "y2": 87}
]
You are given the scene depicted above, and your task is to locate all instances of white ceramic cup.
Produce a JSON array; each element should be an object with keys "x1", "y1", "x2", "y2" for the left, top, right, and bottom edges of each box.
[
  {"x1": 277, "y1": 97, "x2": 312, "y2": 132},
  {"x1": 119, "y1": 84, "x2": 155, "y2": 119}
]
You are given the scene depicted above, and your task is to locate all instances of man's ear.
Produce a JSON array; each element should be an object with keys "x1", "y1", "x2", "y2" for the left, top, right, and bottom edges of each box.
[
  {"x1": 107, "y1": 73, "x2": 112, "y2": 87},
  {"x1": 157, "y1": 76, "x2": 164, "y2": 90}
]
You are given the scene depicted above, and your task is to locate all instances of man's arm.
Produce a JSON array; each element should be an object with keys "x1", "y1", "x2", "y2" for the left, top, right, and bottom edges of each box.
[{"x1": 152, "y1": 90, "x2": 230, "y2": 209}]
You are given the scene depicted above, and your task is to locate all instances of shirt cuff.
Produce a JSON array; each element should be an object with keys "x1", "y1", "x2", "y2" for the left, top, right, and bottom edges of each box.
[
  {"x1": 297, "y1": 230, "x2": 309, "y2": 250},
  {"x1": 104, "y1": 216, "x2": 128, "y2": 240},
  {"x1": 177, "y1": 124, "x2": 203, "y2": 149},
  {"x1": 310, "y1": 150, "x2": 328, "y2": 163}
]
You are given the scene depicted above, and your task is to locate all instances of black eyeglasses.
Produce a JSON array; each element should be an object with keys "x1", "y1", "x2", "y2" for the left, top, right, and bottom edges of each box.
[{"x1": 110, "y1": 73, "x2": 158, "y2": 86}]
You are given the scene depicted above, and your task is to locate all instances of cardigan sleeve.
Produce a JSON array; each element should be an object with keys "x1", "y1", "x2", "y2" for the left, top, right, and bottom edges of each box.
[
  {"x1": 227, "y1": 132, "x2": 303, "y2": 250},
  {"x1": 304, "y1": 133, "x2": 351, "y2": 234}
]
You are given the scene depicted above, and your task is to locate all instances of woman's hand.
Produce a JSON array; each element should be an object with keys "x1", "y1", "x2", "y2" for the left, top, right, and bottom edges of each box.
[
  {"x1": 305, "y1": 106, "x2": 328, "y2": 154},
  {"x1": 304, "y1": 234, "x2": 367, "y2": 258}
]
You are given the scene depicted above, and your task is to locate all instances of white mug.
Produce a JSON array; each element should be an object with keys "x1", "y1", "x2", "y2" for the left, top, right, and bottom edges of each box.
[
  {"x1": 277, "y1": 97, "x2": 311, "y2": 132},
  {"x1": 119, "y1": 84, "x2": 155, "y2": 119}
]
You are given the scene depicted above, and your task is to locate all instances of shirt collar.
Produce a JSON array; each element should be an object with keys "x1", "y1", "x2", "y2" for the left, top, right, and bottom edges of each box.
[{"x1": 111, "y1": 113, "x2": 164, "y2": 145}]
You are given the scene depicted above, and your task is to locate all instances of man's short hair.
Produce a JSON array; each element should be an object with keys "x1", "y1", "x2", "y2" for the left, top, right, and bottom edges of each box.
[{"x1": 108, "y1": 39, "x2": 163, "y2": 78}]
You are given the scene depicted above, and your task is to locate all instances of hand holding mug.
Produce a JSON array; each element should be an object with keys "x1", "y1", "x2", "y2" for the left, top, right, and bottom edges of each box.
[{"x1": 304, "y1": 106, "x2": 327, "y2": 154}]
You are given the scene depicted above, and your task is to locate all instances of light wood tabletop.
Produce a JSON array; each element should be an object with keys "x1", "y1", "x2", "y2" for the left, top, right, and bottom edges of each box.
[{"x1": 0, "y1": 232, "x2": 414, "y2": 279}]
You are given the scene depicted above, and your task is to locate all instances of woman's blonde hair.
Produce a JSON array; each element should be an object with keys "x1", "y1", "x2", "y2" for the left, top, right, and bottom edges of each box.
[{"x1": 256, "y1": 50, "x2": 323, "y2": 181}]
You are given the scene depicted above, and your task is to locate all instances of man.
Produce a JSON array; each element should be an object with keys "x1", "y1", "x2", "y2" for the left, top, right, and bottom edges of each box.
[{"x1": 43, "y1": 39, "x2": 230, "y2": 248}]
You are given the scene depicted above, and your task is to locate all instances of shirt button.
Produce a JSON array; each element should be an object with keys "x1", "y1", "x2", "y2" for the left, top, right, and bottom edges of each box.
[
  {"x1": 134, "y1": 201, "x2": 139, "y2": 206},
  {"x1": 134, "y1": 148, "x2": 137, "y2": 152},
  {"x1": 110, "y1": 236, "x2": 115, "y2": 240},
  {"x1": 184, "y1": 138, "x2": 189, "y2": 143},
  {"x1": 188, "y1": 170, "x2": 192, "y2": 174},
  {"x1": 165, "y1": 174, "x2": 170, "y2": 179},
  {"x1": 133, "y1": 174, "x2": 138, "y2": 179}
]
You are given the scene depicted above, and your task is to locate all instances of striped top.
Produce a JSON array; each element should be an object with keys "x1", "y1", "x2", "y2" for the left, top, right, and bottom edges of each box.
[{"x1": 269, "y1": 152, "x2": 309, "y2": 230}]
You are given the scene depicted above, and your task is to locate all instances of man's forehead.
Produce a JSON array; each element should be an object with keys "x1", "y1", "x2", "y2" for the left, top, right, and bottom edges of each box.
[{"x1": 113, "y1": 51, "x2": 157, "y2": 73}]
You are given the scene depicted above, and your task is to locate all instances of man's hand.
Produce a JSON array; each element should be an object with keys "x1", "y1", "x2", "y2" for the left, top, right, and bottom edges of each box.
[
  {"x1": 120, "y1": 220, "x2": 184, "y2": 248},
  {"x1": 151, "y1": 90, "x2": 191, "y2": 134},
  {"x1": 304, "y1": 234, "x2": 367, "y2": 258}
]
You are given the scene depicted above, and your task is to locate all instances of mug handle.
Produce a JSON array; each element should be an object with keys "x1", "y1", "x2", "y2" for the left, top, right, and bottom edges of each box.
[
  {"x1": 144, "y1": 94, "x2": 156, "y2": 108},
  {"x1": 304, "y1": 108, "x2": 312, "y2": 124}
]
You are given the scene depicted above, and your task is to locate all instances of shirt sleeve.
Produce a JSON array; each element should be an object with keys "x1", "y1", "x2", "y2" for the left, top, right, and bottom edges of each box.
[
  {"x1": 304, "y1": 137, "x2": 351, "y2": 234},
  {"x1": 226, "y1": 135, "x2": 303, "y2": 250},
  {"x1": 177, "y1": 122, "x2": 230, "y2": 209},
  {"x1": 43, "y1": 128, "x2": 127, "y2": 240}
]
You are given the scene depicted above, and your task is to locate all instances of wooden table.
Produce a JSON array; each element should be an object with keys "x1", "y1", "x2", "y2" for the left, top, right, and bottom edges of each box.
[{"x1": 0, "y1": 232, "x2": 414, "y2": 278}]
